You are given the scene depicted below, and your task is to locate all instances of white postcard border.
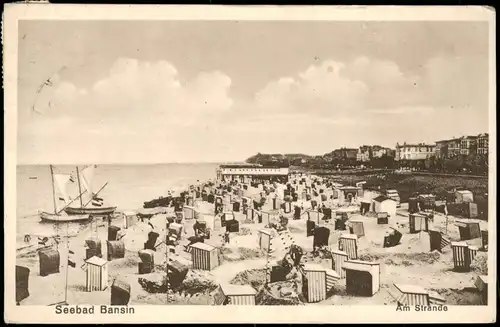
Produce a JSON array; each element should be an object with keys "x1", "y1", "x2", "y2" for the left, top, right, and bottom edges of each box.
[{"x1": 3, "y1": 4, "x2": 497, "y2": 324}]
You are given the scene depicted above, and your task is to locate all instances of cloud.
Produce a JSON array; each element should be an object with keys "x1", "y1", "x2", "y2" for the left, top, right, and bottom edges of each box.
[
  {"x1": 30, "y1": 58, "x2": 233, "y2": 126},
  {"x1": 19, "y1": 58, "x2": 236, "y2": 163},
  {"x1": 254, "y1": 60, "x2": 369, "y2": 117},
  {"x1": 249, "y1": 54, "x2": 485, "y2": 126},
  {"x1": 18, "y1": 54, "x2": 488, "y2": 164},
  {"x1": 250, "y1": 57, "x2": 429, "y2": 126}
]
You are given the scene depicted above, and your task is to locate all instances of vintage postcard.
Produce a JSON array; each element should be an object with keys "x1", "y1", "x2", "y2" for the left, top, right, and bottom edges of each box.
[{"x1": 3, "y1": 4, "x2": 496, "y2": 324}]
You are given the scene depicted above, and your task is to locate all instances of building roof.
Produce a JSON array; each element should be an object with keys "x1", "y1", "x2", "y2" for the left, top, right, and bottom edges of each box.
[
  {"x1": 302, "y1": 263, "x2": 328, "y2": 272},
  {"x1": 259, "y1": 229, "x2": 273, "y2": 236},
  {"x1": 190, "y1": 242, "x2": 216, "y2": 251},
  {"x1": 220, "y1": 167, "x2": 290, "y2": 176},
  {"x1": 219, "y1": 163, "x2": 262, "y2": 168},
  {"x1": 459, "y1": 135, "x2": 478, "y2": 140},
  {"x1": 123, "y1": 211, "x2": 137, "y2": 216},
  {"x1": 396, "y1": 143, "x2": 436, "y2": 148},
  {"x1": 342, "y1": 260, "x2": 380, "y2": 272},
  {"x1": 220, "y1": 284, "x2": 257, "y2": 296},
  {"x1": 339, "y1": 186, "x2": 360, "y2": 191},
  {"x1": 394, "y1": 283, "x2": 428, "y2": 295},
  {"x1": 455, "y1": 190, "x2": 473, "y2": 195},
  {"x1": 339, "y1": 233, "x2": 358, "y2": 240},
  {"x1": 450, "y1": 241, "x2": 469, "y2": 247},
  {"x1": 373, "y1": 195, "x2": 391, "y2": 202},
  {"x1": 86, "y1": 256, "x2": 107, "y2": 266},
  {"x1": 330, "y1": 249, "x2": 348, "y2": 256},
  {"x1": 435, "y1": 137, "x2": 461, "y2": 143}
]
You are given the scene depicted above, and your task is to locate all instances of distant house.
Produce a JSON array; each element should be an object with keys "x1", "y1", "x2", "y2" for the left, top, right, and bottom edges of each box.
[
  {"x1": 372, "y1": 195, "x2": 397, "y2": 217},
  {"x1": 435, "y1": 139, "x2": 451, "y2": 159},
  {"x1": 357, "y1": 145, "x2": 393, "y2": 162},
  {"x1": 459, "y1": 136, "x2": 478, "y2": 156},
  {"x1": 477, "y1": 133, "x2": 489, "y2": 155},
  {"x1": 395, "y1": 142, "x2": 436, "y2": 161},
  {"x1": 357, "y1": 146, "x2": 372, "y2": 162},
  {"x1": 435, "y1": 134, "x2": 487, "y2": 158},
  {"x1": 371, "y1": 145, "x2": 384, "y2": 158},
  {"x1": 446, "y1": 138, "x2": 462, "y2": 158},
  {"x1": 216, "y1": 164, "x2": 289, "y2": 183}
]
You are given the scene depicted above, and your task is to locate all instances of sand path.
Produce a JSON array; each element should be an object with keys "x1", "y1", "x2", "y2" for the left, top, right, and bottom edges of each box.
[{"x1": 210, "y1": 259, "x2": 267, "y2": 284}]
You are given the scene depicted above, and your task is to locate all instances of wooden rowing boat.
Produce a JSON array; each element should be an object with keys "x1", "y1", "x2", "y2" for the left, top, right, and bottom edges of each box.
[
  {"x1": 63, "y1": 206, "x2": 117, "y2": 216},
  {"x1": 39, "y1": 211, "x2": 91, "y2": 223}
]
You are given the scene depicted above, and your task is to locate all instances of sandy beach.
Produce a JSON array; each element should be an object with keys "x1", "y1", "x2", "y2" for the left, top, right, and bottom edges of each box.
[{"x1": 15, "y1": 173, "x2": 489, "y2": 307}]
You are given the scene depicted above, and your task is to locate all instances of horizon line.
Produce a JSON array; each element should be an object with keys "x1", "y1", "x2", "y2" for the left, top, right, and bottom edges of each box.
[{"x1": 16, "y1": 161, "x2": 245, "y2": 166}]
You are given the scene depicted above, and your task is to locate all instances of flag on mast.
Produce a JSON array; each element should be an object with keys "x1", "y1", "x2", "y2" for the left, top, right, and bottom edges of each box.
[{"x1": 68, "y1": 249, "x2": 76, "y2": 268}]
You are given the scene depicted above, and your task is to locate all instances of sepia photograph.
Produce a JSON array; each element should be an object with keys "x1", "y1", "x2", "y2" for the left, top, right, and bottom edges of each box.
[{"x1": 3, "y1": 4, "x2": 496, "y2": 324}]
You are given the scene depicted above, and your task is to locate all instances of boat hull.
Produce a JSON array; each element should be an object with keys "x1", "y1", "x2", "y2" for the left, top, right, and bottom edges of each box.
[
  {"x1": 64, "y1": 206, "x2": 117, "y2": 216},
  {"x1": 39, "y1": 211, "x2": 91, "y2": 223}
]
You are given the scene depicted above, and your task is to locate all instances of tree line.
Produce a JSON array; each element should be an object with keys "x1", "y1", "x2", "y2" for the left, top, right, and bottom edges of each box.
[{"x1": 246, "y1": 152, "x2": 489, "y2": 175}]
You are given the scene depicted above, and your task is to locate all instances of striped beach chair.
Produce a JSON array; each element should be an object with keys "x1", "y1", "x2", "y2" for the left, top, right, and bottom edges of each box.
[
  {"x1": 391, "y1": 283, "x2": 430, "y2": 306},
  {"x1": 451, "y1": 241, "x2": 477, "y2": 272},
  {"x1": 330, "y1": 249, "x2": 348, "y2": 279},
  {"x1": 338, "y1": 234, "x2": 358, "y2": 260}
]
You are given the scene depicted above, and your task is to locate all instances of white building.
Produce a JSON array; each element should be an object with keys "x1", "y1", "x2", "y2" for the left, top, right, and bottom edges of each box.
[
  {"x1": 216, "y1": 164, "x2": 289, "y2": 183},
  {"x1": 357, "y1": 146, "x2": 371, "y2": 162},
  {"x1": 395, "y1": 142, "x2": 436, "y2": 161}
]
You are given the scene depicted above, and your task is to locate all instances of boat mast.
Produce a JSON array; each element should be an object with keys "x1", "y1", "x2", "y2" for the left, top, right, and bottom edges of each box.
[
  {"x1": 64, "y1": 222, "x2": 69, "y2": 304},
  {"x1": 49, "y1": 165, "x2": 57, "y2": 214},
  {"x1": 83, "y1": 182, "x2": 108, "y2": 207},
  {"x1": 165, "y1": 220, "x2": 171, "y2": 305},
  {"x1": 76, "y1": 166, "x2": 84, "y2": 208}
]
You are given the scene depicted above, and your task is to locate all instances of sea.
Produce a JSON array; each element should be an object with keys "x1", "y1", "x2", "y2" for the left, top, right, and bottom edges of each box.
[{"x1": 15, "y1": 163, "x2": 220, "y2": 247}]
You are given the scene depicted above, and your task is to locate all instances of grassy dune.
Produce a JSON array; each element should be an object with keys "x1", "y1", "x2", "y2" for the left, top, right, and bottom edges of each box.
[{"x1": 315, "y1": 173, "x2": 486, "y2": 200}]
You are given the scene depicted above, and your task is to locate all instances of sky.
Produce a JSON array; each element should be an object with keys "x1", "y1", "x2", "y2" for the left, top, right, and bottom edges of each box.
[{"x1": 17, "y1": 20, "x2": 490, "y2": 164}]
